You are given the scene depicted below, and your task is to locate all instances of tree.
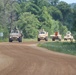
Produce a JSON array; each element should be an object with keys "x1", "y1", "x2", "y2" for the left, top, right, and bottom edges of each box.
[
  {"x1": 0, "y1": 0, "x2": 20, "y2": 38},
  {"x1": 59, "y1": 22, "x2": 68, "y2": 37},
  {"x1": 72, "y1": 4, "x2": 76, "y2": 31},
  {"x1": 57, "y1": 1, "x2": 71, "y2": 23},
  {"x1": 48, "y1": 6, "x2": 63, "y2": 21},
  {"x1": 31, "y1": 0, "x2": 49, "y2": 8},
  {"x1": 17, "y1": 12, "x2": 41, "y2": 38},
  {"x1": 49, "y1": 0, "x2": 59, "y2": 6},
  {"x1": 26, "y1": 3, "x2": 41, "y2": 15},
  {"x1": 39, "y1": 6, "x2": 60, "y2": 35}
]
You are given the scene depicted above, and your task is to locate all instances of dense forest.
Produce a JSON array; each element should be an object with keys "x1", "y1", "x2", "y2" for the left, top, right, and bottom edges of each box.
[{"x1": 0, "y1": 0, "x2": 76, "y2": 39}]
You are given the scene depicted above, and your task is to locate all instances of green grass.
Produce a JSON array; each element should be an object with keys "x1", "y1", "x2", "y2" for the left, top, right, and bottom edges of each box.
[
  {"x1": 0, "y1": 38, "x2": 8, "y2": 42},
  {"x1": 39, "y1": 42, "x2": 76, "y2": 55},
  {"x1": 0, "y1": 38, "x2": 37, "y2": 42},
  {"x1": 22, "y1": 38, "x2": 37, "y2": 42}
]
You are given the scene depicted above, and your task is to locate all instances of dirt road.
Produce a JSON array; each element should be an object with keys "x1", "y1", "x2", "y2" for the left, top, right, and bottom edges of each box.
[{"x1": 0, "y1": 42, "x2": 76, "y2": 75}]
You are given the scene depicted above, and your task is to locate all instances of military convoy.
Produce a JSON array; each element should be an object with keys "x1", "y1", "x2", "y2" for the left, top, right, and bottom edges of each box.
[
  {"x1": 9, "y1": 27, "x2": 74, "y2": 42},
  {"x1": 50, "y1": 31, "x2": 74, "y2": 41},
  {"x1": 9, "y1": 27, "x2": 23, "y2": 42},
  {"x1": 37, "y1": 29, "x2": 48, "y2": 41}
]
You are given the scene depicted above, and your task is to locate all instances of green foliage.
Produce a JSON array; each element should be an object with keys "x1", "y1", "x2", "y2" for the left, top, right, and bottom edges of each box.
[
  {"x1": 39, "y1": 42, "x2": 76, "y2": 55},
  {"x1": 0, "y1": 25, "x2": 3, "y2": 32},
  {"x1": 59, "y1": 22, "x2": 68, "y2": 36},
  {"x1": 48, "y1": 6, "x2": 63, "y2": 21},
  {"x1": 0, "y1": 0, "x2": 3, "y2": 11},
  {"x1": 3, "y1": 27, "x2": 9, "y2": 38},
  {"x1": 72, "y1": 7, "x2": 76, "y2": 31},
  {"x1": 72, "y1": 32, "x2": 76, "y2": 41},
  {"x1": 49, "y1": 0, "x2": 59, "y2": 6},
  {"x1": 31, "y1": 0, "x2": 49, "y2": 8},
  {"x1": 0, "y1": 0, "x2": 76, "y2": 39},
  {"x1": 0, "y1": 25, "x2": 9, "y2": 39},
  {"x1": 72, "y1": 19, "x2": 76, "y2": 31},
  {"x1": 12, "y1": 2, "x2": 21, "y2": 13},
  {"x1": 39, "y1": 6, "x2": 65, "y2": 36},
  {"x1": 72, "y1": 7, "x2": 76, "y2": 40},
  {"x1": 17, "y1": 12, "x2": 40, "y2": 38},
  {"x1": 57, "y1": 1, "x2": 71, "y2": 21},
  {"x1": 26, "y1": 3, "x2": 41, "y2": 15}
]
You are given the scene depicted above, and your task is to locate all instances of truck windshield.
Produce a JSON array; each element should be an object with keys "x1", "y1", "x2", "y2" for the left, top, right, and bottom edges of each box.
[
  {"x1": 40, "y1": 32, "x2": 45, "y2": 34},
  {"x1": 11, "y1": 30, "x2": 18, "y2": 33}
]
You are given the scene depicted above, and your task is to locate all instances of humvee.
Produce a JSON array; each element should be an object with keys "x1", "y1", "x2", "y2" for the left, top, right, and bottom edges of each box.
[
  {"x1": 50, "y1": 32, "x2": 62, "y2": 41},
  {"x1": 9, "y1": 28, "x2": 22, "y2": 42},
  {"x1": 37, "y1": 29, "x2": 48, "y2": 41},
  {"x1": 64, "y1": 31, "x2": 74, "y2": 41}
]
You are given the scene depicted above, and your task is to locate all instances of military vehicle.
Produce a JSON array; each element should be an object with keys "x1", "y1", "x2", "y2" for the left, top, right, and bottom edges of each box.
[
  {"x1": 37, "y1": 29, "x2": 48, "y2": 41},
  {"x1": 64, "y1": 31, "x2": 74, "y2": 41},
  {"x1": 9, "y1": 27, "x2": 22, "y2": 42},
  {"x1": 50, "y1": 32, "x2": 62, "y2": 41}
]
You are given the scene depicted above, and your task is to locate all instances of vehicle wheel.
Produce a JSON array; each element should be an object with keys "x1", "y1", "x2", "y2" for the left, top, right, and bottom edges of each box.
[
  {"x1": 70, "y1": 38, "x2": 73, "y2": 41},
  {"x1": 45, "y1": 37, "x2": 48, "y2": 41},
  {"x1": 18, "y1": 37, "x2": 22, "y2": 42},
  {"x1": 52, "y1": 38, "x2": 55, "y2": 41},
  {"x1": 64, "y1": 38, "x2": 67, "y2": 40},
  {"x1": 9, "y1": 38, "x2": 12, "y2": 42},
  {"x1": 59, "y1": 38, "x2": 61, "y2": 41},
  {"x1": 38, "y1": 38, "x2": 40, "y2": 41}
]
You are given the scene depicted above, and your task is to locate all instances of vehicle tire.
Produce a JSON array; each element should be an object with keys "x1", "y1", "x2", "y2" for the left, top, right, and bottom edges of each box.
[
  {"x1": 59, "y1": 38, "x2": 61, "y2": 41},
  {"x1": 45, "y1": 37, "x2": 48, "y2": 41},
  {"x1": 52, "y1": 37, "x2": 55, "y2": 41},
  {"x1": 70, "y1": 38, "x2": 73, "y2": 41},
  {"x1": 9, "y1": 38, "x2": 12, "y2": 42},
  {"x1": 38, "y1": 38, "x2": 40, "y2": 41},
  {"x1": 64, "y1": 38, "x2": 67, "y2": 40},
  {"x1": 18, "y1": 37, "x2": 22, "y2": 42}
]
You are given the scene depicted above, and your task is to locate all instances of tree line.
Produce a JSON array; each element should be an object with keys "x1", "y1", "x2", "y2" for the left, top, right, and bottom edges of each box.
[{"x1": 0, "y1": 0, "x2": 76, "y2": 39}]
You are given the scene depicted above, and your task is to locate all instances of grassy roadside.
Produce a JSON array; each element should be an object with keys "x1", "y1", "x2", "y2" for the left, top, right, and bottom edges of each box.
[
  {"x1": 38, "y1": 42, "x2": 76, "y2": 55},
  {"x1": 0, "y1": 38, "x2": 8, "y2": 42},
  {"x1": 0, "y1": 38, "x2": 37, "y2": 42},
  {"x1": 23, "y1": 38, "x2": 37, "y2": 42}
]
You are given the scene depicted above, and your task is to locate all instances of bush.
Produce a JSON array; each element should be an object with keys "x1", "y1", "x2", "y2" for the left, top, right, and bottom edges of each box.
[{"x1": 73, "y1": 31, "x2": 76, "y2": 42}]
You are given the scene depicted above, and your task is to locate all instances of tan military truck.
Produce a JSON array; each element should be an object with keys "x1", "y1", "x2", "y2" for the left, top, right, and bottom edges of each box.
[
  {"x1": 64, "y1": 31, "x2": 74, "y2": 41},
  {"x1": 50, "y1": 32, "x2": 62, "y2": 41},
  {"x1": 37, "y1": 29, "x2": 48, "y2": 41},
  {"x1": 9, "y1": 28, "x2": 22, "y2": 42}
]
